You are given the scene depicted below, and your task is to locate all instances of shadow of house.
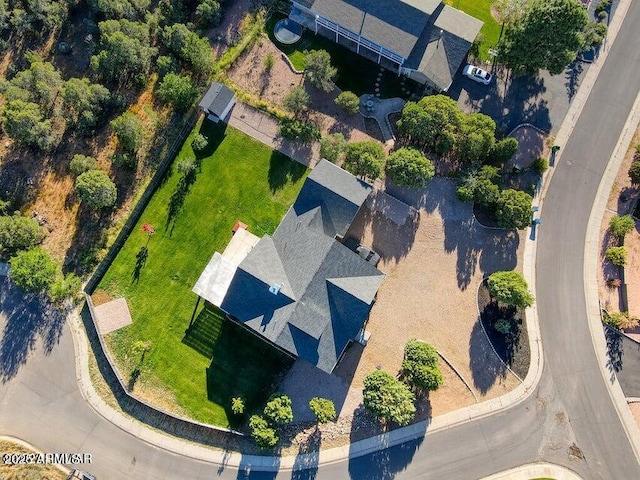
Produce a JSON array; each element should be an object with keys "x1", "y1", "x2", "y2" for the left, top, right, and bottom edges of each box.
[
  {"x1": 608, "y1": 326, "x2": 640, "y2": 397},
  {"x1": 268, "y1": 151, "x2": 308, "y2": 193}
]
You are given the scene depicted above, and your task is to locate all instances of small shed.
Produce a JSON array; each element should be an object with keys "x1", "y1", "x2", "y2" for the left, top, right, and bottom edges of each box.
[{"x1": 199, "y1": 82, "x2": 235, "y2": 123}]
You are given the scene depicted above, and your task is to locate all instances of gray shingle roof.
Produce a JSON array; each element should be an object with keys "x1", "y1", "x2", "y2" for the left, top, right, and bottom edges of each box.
[
  {"x1": 219, "y1": 160, "x2": 384, "y2": 373},
  {"x1": 198, "y1": 82, "x2": 235, "y2": 118}
]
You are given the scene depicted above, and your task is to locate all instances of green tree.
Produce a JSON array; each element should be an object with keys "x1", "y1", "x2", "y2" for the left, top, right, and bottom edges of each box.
[
  {"x1": 474, "y1": 179, "x2": 500, "y2": 207},
  {"x1": 75, "y1": 170, "x2": 118, "y2": 209},
  {"x1": 495, "y1": 189, "x2": 533, "y2": 229},
  {"x1": 278, "y1": 118, "x2": 320, "y2": 143},
  {"x1": 402, "y1": 339, "x2": 443, "y2": 392},
  {"x1": 491, "y1": 137, "x2": 519, "y2": 164},
  {"x1": 249, "y1": 415, "x2": 279, "y2": 449},
  {"x1": 363, "y1": 370, "x2": 416, "y2": 426},
  {"x1": 62, "y1": 78, "x2": 110, "y2": 134},
  {"x1": 1, "y1": 99, "x2": 54, "y2": 150},
  {"x1": 335, "y1": 91, "x2": 360, "y2": 114},
  {"x1": 9, "y1": 247, "x2": 57, "y2": 293},
  {"x1": 309, "y1": 397, "x2": 337, "y2": 424},
  {"x1": 396, "y1": 95, "x2": 462, "y2": 154},
  {"x1": 456, "y1": 113, "x2": 496, "y2": 163},
  {"x1": 605, "y1": 246, "x2": 627, "y2": 267},
  {"x1": 629, "y1": 161, "x2": 640, "y2": 185},
  {"x1": 161, "y1": 23, "x2": 215, "y2": 78},
  {"x1": 498, "y1": 0, "x2": 588, "y2": 75},
  {"x1": 191, "y1": 134, "x2": 208, "y2": 152},
  {"x1": 343, "y1": 141, "x2": 385, "y2": 180},
  {"x1": 304, "y1": 49, "x2": 336, "y2": 92},
  {"x1": 195, "y1": 0, "x2": 221, "y2": 27},
  {"x1": 403, "y1": 339, "x2": 438, "y2": 367},
  {"x1": 0, "y1": 214, "x2": 46, "y2": 253},
  {"x1": 609, "y1": 214, "x2": 635, "y2": 239},
  {"x1": 487, "y1": 271, "x2": 534, "y2": 308},
  {"x1": 5, "y1": 59, "x2": 63, "y2": 110},
  {"x1": 582, "y1": 21, "x2": 607, "y2": 50},
  {"x1": 110, "y1": 112, "x2": 144, "y2": 153},
  {"x1": 385, "y1": 147, "x2": 435, "y2": 188},
  {"x1": 69, "y1": 154, "x2": 97, "y2": 176},
  {"x1": 231, "y1": 397, "x2": 245, "y2": 415},
  {"x1": 49, "y1": 272, "x2": 82, "y2": 304},
  {"x1": 263, "y1": 394, "x2": 293, "y2": 426},
  {"x1": 320, "y1": 133, "x2": 346, "y2": 163},
  {"x1": 89, "y1": 0, "x2": 151, "y2": 20},
  {"x1": 494, "y1": 0, "x2": 531, "y2": 24},
  {"x1": 91, "y1": 19, "x2": 157, "y2": 86},
  {"x1": 157, "y1": 73, "x2": 197, "y2": 111},
  {"x1": 282, "y1": 85, "x2": 310, "y2": 118}
]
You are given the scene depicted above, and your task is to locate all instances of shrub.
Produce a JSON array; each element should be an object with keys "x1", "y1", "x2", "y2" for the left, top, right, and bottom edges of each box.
[
  {"x1": 335, "y1": 91, "x2": 360, "y2": 115},
  {"x1": 69, "y1": 154, "x2": 97, "y2": 176},
  {"x1": 609, "y1": 214, "x2": 635, "y2": 238},
  {"x1": 264, "y1": 52, "x2": 275, "y2": 71},
  {"x1": 9, "y1": 247, "x2": 58, "y2": 293},
  {"x1": 49, "y1": 272, "x2": 81, "y2": 304},
  {"x1": 385, "y1": 148, "x2": 435, "y2": 188},
  {"x1": 282, "y1": 85, "x2": 310, "y2": 118},
  {"x1": 597, "y1": 10, "x2": 607, "y2": 20},
  {"x1": 403, "y1": 339, "x2": 438, "y2": 367},
  {"x1": 629, "y1": 161, "x2": 640, "y2": 185},
  {"x1": 474, "y1": 179, "x2": 500, "y2": 207},
  {"x1": 249, "y1": 415, "x2": 279, "y2": 449},
  {"x1": 456, "y1": 184, "x2": 474, "y2": 203},
  {"x1": 402, "y1": 362, "x2": 443, "y2": 392},
  {"x1": 263, "y1": 394, "x2": 293, "y2": 425},
  {"x1": 604, "y1": 311, "x2": 639, "y2": 330},
  {"x1": 605, "y1": 246, "x2": 627, "y2": 266},
  {"x1": 309, "y1": 397, "x2": 337, "y2": 424},
  {"x1": 231, "y1": 397, "x2": 245, "y2": 415},
  {"x1": 304, "y1": 49, "x2": 336, "y2": 92},
  {"x1": 487, "y1": 271, "x2": 534, "y2": 308},
  {"x1": 494, "y1": 318, "x2": 512, "y2": 334},
  {"x1": 111, "y1": 152, "x2": 137, "y2": 170},
  {"x1": 75, "y1": 170, "x2": 117, "y2": 209},
  {"x1": 362, "y1": 370, "x2": 416, "y2": 425},
  {"x1": 278, "y1": 117, "x2": 320, "y2": 143},
  {"x1": 195, "y1": 0, "x2": 222, "y2": 28},
  {"x1": 191, "y1": 134, "x2": 208, "y2": 152},
  {"x1": 606, "y1": 277, "x2": 622, "y2": 288},
  {"x1": 343, "y1": 141, "x2": 386, "y2": 180},
  {"x1": 530, "y1": 157, "x2": 548, "y2": 174}
]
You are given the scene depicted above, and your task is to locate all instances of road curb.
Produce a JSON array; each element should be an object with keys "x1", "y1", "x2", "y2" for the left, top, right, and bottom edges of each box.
[{"x1": 480, "y1": 462, "x2": 583, "y2": 480}]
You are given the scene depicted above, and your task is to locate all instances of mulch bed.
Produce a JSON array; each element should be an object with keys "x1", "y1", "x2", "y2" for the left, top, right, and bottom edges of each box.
[
  {"x1": 473, "y1": 203, "x2": 500, "y2": 228},
  {"x1": 477, "y1": 280, "x2": 530, "y2": 379}
]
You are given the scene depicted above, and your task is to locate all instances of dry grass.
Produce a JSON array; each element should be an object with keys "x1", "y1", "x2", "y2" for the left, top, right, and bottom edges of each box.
[{"x1": 0, "y1": 441, "x2": 68, "y2": 480}]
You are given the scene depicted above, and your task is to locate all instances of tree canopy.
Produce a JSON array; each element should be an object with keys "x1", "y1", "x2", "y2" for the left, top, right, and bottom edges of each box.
[
  {"x1": 157, "y1": 73, "x2": 197, "y2": 111},
  {"x1": 487, "y1": 271, "x2": 534, "y2": 308},
  {"x1": 309, "y1": 397, "x2": 337, "y2": 424},
  {"x1": 335, "y1": 91, "x2": 360, "y2": 115},
  {"x1": 456, "y1": 113, "x2": 496, "y2": 163},
  {"x1": 62, "y1": 78, "x2": 111, "y2": 134},
  {"x1": 385, "y1": 147, "x2": 435, "y2": 188},
  {"x1": 1, "y1": 99, "x2": 54, "y2": 150},
  {"x1": 9, "y1": 247, "x2": 57, "y2": 293},
  {"x1": 110, "y1": 112, "x2": 144, "y2": 153},
  {"x1": 89, "y1": 0, "x2": 151, "y2": 20},
  {"x1": 402, "y1": 339, "x2": 443, "y2": 392},
  {"x1": 304, "y1": 50, "x2": 336, "y2": 92},
  {"x1": 363, "y1": 370, "x2": 416, "y2": 426},
  {"x1": 495, "y1": 188, "x2": 533, "y2": 229},
  {"x1": 76, "y1": 170, "x2": 118, "y2": 209},
  {"x1": 263, "y1": 394, "x2": 293, "y2": 426},
  {"x1": 249, "y1": 415, "x2": 279, "y2": 449},
  {"x1": 282, "y1": 85, "x2": 310, "y2": 118},
  {"x1": 161, "y1": 23, "x2": 215, "y2": 78},
  {"x1": 498, "y1": 0, "x2": 588, "y2": 75},
  {"x1": 0, "y1": 214, "x2": 46, "y2": 253},
  {"x1": 2, "y1": 59, "x2": 63, "y2": 110},
  {"x1": 343, "y1": 141, "x2": 385, "y2": 180}
]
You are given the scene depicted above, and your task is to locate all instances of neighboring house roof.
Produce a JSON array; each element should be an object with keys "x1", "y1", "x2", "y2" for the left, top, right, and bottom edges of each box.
[
  {"x1": 217, "y1": 160, "x2": 384, "y2": 373},
  {"x1": 294, "y1": 0, "x2": 483, "y2": 91},
  {"x1": 198, "y1": 82, "x2": 235, "y2": 118}
]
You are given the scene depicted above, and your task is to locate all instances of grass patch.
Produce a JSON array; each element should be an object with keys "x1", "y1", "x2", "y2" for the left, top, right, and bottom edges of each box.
[
  {"x1": 98, "y1": 120, "x2": 308, "y2": 427},
  {"x1": 445, "y1": 0, "x2": 501, "y2": 61},
  {"x1": 266, "y1": 15, "x2": 422, "y2": 99}
]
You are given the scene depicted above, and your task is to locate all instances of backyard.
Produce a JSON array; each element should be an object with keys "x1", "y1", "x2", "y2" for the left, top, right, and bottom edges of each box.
[{"x1": 95, "y1": 120, "x2": 308, "y2": 427}]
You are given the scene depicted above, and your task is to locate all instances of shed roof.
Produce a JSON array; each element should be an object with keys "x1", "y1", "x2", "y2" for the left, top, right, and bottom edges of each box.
[{"x1": 198, "y1": 82, "x2": 235, "y2": 118}]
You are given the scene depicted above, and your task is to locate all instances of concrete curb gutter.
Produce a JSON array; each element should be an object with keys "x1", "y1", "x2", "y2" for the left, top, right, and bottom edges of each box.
[
  {"x1": 584, "y1": 86, "x2": 640, "y2": 461},
  {"x1": 0, "y1": 435, "x2": 71, "y2": 476},
  {"x1": 479, "y1": 462, "x2": 583, "y2": 480}
]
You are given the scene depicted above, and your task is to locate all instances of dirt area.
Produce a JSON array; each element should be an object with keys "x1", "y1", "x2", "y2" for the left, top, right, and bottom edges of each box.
[
  {"x1": 207, "y1": 0, "x2": 254, "y2": 58},
  {"x1": 630, "y1": 402, "x2": 640, "y2": 430},
  {"x1": 227, "y1": 39, "x2": 376, "y2": 143},
  {"x1": 597, "y1": 124, "x2": 640, "y2": 341}
]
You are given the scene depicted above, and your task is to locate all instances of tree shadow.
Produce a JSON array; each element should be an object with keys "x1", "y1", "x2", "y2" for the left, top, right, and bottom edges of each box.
[
  {"x1": 468, "y1": 319, "x2": 508, "y2": 395},
  {"x1": 131, "y1": 246, "x2": 148, "y2": 283},
  {"x1": 604, "y1": 324, "x2": 623, "y2": 379},
  {"x1": 565, "y1": 60, "x2": 584, "y2": 101},
  {"x1": 62, "y1": 205, "x2": 112, "y2": 275},
  {"x1": 267, "y1": 151, "x2": 309, "y2": 193},
  {"x1": 0, "y1": 278, "x2": 67, "y2": 383},
  {"x1": 290, "y1": 428, "x2": 322, "y2": 480},
  {"x1": 127, "y1": 367, "x2": 141, "y2": 391}
]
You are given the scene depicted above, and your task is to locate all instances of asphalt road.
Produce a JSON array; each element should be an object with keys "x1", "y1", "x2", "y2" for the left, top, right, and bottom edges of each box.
[{"x1": 2, "y1": 2, "x2": 640, "y2": 479}]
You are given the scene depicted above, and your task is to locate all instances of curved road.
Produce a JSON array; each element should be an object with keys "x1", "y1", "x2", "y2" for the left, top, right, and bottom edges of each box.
[{"x1": 2, "y1": 2, "x2": 640, "y2": 478}]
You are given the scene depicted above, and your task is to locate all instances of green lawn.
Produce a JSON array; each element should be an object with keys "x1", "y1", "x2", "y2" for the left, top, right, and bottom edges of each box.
[
  {"x1": 267, "y1": 15, "x2": 422, "y2": 99},
  {"x1": 445, "y1": 0, "x2": 501, "y2": 61},
  {"x1": 98, "y1": 120, "x2": 307, "y2": 427}
]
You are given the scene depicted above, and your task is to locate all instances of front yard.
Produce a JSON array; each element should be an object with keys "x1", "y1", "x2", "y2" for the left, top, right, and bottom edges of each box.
[
  {"x1": 96, "y1": 120, "x2": 308, "y2": 427},
  {"x1": 445, "y1": 0, "x2": 501, "y2": 61}
]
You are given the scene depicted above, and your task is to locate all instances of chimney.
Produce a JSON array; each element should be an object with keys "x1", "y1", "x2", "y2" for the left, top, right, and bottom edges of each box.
[{"x1": 269, "y1": 283, "x2": 282, "y2": 295}]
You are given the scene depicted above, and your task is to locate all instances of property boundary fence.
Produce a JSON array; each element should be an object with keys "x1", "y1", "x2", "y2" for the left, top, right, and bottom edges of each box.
[{"x1": 82, "y1": 109, "x2": 244, "y2": 438}]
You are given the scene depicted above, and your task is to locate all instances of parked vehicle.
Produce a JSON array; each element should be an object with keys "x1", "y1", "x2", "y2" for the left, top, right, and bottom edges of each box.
[
  {"x1": 462, "y1": 65, "x2": 492, "y2": 85},
  {"x1": 67, "y1": 470, "x2": 96, "y2": 480}
]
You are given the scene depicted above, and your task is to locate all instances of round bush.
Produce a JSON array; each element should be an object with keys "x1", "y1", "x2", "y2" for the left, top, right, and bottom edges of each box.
[
  {"x1": 494, "y1": 318, "x2": 512, "y2": 334},
  {"x1": 605, "y1": 246, "x2": 627, "y2": 267},
  {"x1": 75, "y1": 170, "x2": 117, "y2": 209},
  {"x1": 69, "y1": 154, "x2": 97, "y2": 176}
]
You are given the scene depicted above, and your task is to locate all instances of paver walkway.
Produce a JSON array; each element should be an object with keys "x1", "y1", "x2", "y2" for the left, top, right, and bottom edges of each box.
[
  {"x1": 228, "y1": 102, "x2": 320, "y2": 167},
  {"x1": 359, "y1": 94, "x2": 405, "y2": 142}
]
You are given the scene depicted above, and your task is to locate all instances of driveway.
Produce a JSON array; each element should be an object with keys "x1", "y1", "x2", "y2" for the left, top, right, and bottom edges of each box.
[{"x1": 449, "y1": 62, "x2": 588, "y2": 135}]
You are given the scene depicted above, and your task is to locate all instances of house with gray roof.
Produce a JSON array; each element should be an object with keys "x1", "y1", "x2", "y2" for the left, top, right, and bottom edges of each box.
[
  {"x1": 289, "y1": 0, "x2": 483, "y2": 92},
  {"x1": 193, "y1": 160, "x2": 385, "y2": 373},
  {"x1": 198, "y1": 82, "x2": 235, "y2": 123}
]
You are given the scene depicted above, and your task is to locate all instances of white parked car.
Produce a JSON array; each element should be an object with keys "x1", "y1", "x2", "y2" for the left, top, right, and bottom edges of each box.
[{"x1": 463, "y1": 65, "x2": 492, "y2": 85}]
